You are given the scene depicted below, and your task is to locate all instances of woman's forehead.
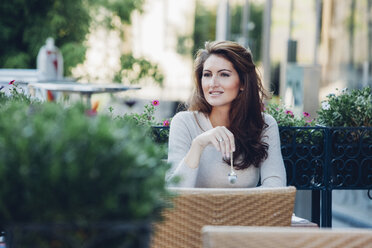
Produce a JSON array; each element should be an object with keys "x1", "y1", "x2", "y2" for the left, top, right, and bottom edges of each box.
[{"x1": 203, "y1": 54, "x2": 234, "y2": 71}]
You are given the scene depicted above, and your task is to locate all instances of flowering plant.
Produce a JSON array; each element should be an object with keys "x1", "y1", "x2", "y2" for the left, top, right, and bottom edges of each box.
[
  {"x1": 0, "y1": 80, "x2": 34, "y2": 104},
  {"x1": 317, "y1": 87, "x2": 371, "y2": 127},
  {"x1": 264, "y1": 102, "x2": 315, "y2": 127},
  {"x1": 120, "y1": 100, "x2": 170, "y2": 127},
  {"x1": 119, "y1": 100, "x2": 171, "y2": 143}
]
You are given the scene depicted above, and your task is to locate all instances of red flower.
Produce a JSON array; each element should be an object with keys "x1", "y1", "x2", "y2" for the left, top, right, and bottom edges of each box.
[
  {"x1": 163, "y1": 120, "x2": 170, "y2": 127},
  {"x1": 92, "y1": 101, "x2": 100, "y2": 112},
  {"x1": 47, "y1": 90, "x2": 54, "y2": 101},
  {"x1": 9, "y1": 80, "x2": 15, "y2": 85},
  {"x1": 303, "y1": 112, "x2": 310, "y2": 118},
  {"x1": 285, "y1": 110, "x2": 294, "y2": 117},
  {"x1": 85, "y1": 101, "x2": 100, "y2": 117},
  {"x1": 152, "y1": 100, "x2": 159, "y2": 106}
]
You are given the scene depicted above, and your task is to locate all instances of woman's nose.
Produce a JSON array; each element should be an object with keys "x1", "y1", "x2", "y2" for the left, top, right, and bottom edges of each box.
[{"x1": 211, "y1": 75, "x2": 219, "y2": 86}]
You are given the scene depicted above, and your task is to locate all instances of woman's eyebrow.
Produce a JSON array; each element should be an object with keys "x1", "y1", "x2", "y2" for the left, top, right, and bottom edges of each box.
[
  {"x1": 203, "y1": 69, "x2": 232, "y2": 73},
  {"x1": 217, "y1": 69, "x2": 232, "y2": 73}
]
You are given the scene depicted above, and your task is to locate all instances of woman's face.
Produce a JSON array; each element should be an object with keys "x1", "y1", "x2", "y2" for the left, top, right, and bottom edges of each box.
[{"x1": 201, "y1": 54, "x2": 241, "y2": 109}]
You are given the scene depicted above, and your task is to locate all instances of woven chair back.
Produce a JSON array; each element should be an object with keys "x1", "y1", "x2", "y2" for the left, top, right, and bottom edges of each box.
[
  {"x1": 151, "y1": 186, "x2": 296, "y2": 248},
  {"x1": 202, "y1": 226, "x2": 372, "y2": 248}
]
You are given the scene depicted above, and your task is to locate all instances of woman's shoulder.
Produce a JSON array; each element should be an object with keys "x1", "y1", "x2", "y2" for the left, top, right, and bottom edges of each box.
[
  {"x1": 173, "y1": 111, "x2": 194, "y2": 120},
  {"x1": 171, "y1": 111, "x2": 199, "y2": 124},
  {"x1": 262, "y1": 113, "x2": 278, "y2": 127}
]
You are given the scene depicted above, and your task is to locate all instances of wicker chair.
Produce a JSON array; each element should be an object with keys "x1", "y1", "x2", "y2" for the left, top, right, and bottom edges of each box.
[
  {"x1": 202, "y1": 226, "x2": 372, "y2": 248},
  {"x1": 151, "y1": 186, "x2": 296, "y2": 248}
]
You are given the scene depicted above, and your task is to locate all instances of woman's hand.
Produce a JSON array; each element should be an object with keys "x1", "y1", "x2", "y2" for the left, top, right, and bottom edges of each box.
[{"x1": 193, "y1": 126, "x2": 235, "y2": 159}]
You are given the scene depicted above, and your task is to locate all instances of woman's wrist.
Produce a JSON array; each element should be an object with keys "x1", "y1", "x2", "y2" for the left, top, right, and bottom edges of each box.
[
  {"x1": 184, "y1": 139, "x2": 204, "y2": 169},
  {"x1": 192, "y1": 136, "x2": 206, "y2": 150}
]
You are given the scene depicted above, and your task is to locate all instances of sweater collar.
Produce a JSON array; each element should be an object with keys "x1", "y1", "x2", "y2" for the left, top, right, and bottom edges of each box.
[{"x1": 195, "y1": 111, "x2": 213, "y2": 131}]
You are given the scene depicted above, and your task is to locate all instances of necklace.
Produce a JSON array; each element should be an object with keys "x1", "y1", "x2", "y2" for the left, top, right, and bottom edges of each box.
[{"x1": 228, "y1": 152, "x2": 237, "y2": 184}]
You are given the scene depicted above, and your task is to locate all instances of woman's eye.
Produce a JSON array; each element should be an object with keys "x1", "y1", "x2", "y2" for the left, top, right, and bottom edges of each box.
[
  {"x1": 221, "y1": 73, "x2": 230, "y2": 77},
  {"x1": 203, "y1": 73, "x2": 211, "y2": 77}
]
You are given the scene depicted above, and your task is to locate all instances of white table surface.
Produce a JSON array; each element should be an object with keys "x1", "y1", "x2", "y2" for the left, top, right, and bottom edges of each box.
[{"x1": 28, "y1": 82, "x2": 141, "y2": 94}]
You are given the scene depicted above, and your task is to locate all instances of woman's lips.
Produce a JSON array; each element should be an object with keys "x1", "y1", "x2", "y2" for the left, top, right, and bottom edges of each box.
[{"x1": 209, "y1": 91, "x2": 223, "y2": 95}]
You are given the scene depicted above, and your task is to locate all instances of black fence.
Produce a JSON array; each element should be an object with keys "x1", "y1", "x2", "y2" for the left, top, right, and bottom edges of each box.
[{"x1": 280, "y1": 126, "x2": 372, "y2": 227}]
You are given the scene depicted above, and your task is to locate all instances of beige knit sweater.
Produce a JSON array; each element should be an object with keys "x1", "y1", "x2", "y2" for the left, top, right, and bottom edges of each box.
[{"x1": 166, "y1": 111, "x2": 287, "y2": 188}]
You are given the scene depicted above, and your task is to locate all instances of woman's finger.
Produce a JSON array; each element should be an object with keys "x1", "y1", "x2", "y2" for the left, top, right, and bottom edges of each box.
[
  {"x1": 215, "y1": 127, "x2": 232, "y2": 158},
  {"x1": 223, "y1": 127, "x2": 235, "y2": 153},
  {"x1": 211, "y1": 136, "x2": 222, "y2": 152},
  {"x1": 204, "y1": 126, "x2": 235, "y2": 159},
  {"x1": 215, "y1": 135, "x2": 226, "y2": 157}
]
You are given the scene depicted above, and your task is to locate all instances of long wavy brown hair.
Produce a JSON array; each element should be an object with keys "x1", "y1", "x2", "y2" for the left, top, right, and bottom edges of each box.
[{"x1": 189, "y1": 40, "x2": 269, "y2": 169}]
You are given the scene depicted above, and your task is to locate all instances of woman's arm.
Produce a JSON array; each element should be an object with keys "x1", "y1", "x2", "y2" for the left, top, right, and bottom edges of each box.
[
  {"x1": 166, "y1": 113, "x2": 201, "y2": 187},
  {"x1": 167, "y1": 112, "x2": 235, "y2": 187},
  {"x1": 260, "y1": 115, "x2": 287, "y2": 187}
]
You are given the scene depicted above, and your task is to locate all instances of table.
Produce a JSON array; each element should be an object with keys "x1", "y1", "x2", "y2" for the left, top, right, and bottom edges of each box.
[
  {"x1": 28, "y1": 82, "x2": 141, "y2": 107},
  {"x1": 291, "y1": 215, "x2": 318, "y2": 228}
]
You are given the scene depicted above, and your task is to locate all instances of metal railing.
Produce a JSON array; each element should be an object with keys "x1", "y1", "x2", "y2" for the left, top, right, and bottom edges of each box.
[{"x1": 279, "y1": 126, "x2": 372, "y2": 227}]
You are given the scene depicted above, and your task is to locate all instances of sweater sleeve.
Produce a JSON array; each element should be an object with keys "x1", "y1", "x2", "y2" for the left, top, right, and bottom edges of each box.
[
  {"x1": 166, "y1": 112, "x2": 199, "y2": 187},
  {"x1": 260, "y1": 114, "x2": 287, "y2": 187}
]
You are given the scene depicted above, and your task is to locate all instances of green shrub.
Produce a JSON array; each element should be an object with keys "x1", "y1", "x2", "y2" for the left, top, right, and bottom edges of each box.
[
  {"x1": 0, "y1": 82, "x2": 34, "y2": 105},
  {"x1": 117, "y1": 100, "x2": 171, "y2": 144},
  {"x1": 317, "y1": 87, "x2": 371, "y2": 127},
  {"x1": 0, "y1": 100, "x2": 170, "y2": 225},
  {"x1": 264, "y1": 103, "x2": 315, "y2": 127}
]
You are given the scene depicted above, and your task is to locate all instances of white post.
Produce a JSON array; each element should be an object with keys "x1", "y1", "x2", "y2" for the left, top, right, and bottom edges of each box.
[
  {"x1": 314, "y1": 0, "x2": 322, "y2": 65},
  {"x1": 241, "y1": 0, "x2": 250, "y2": 48},
  {"x1": 289, "y1": 0, "x2": 294, "y2": 40},
  {"x1": 216, "y1": 0, "x2": 230, "y2": 41},
  {"x1": 262, "y1": 0, "x2": 272, "y2": 92}
]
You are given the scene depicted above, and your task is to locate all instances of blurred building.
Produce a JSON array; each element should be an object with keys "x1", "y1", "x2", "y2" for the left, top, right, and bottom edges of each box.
[
  {"x1": 72, "y1": 0, "x2": 371, "y2": 105},
  {"x1": 320, "y1": 0, "x2": 372, "y2": 96},
  {"x1": 272, "y1": 0, "x2": 371, "y2": 108}
]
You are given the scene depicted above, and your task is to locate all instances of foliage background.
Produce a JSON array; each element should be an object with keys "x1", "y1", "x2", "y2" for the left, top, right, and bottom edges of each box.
[
  {"x1": 1, "y1": 0, "x2": 90, "y2": 71},
  {"x1": 192, "y1": 0, "x2": 263, "y2": 61},
  {"x1": 230, "y1": 3, "x2": 263, "y2": 62},
  {"x1": 0, "y1": 0, "x2": 164, "y2": 85}
]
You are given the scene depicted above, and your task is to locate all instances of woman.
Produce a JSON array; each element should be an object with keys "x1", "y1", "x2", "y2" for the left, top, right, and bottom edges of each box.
[{"x1": 167, "y1": 40, "x2": 286, "y2": 188}]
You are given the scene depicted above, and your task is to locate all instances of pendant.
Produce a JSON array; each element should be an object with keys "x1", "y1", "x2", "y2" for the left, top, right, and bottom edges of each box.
[{"x1": 228, "y1": 152, "x2": 237, "y2": 184}]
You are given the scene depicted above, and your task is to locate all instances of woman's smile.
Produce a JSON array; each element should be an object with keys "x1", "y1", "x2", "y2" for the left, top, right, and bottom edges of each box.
[{"x1": 209, "y1": 90, "x2": 224, "y2": 96}]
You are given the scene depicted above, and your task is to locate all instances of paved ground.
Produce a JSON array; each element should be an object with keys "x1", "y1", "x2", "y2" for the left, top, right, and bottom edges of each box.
[{"x1": 332, "y1": 218, "x2": 352, "y2": 228}]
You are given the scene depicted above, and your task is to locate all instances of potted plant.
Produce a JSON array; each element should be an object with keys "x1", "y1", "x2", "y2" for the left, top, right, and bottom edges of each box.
[
  {"x1": 263, "y1": 102, "x2": 325, "y2": 188},
  {"x1": 0, "y1": 85, "x2": 171, "y2": 247},
  {"x1": 119, "y1": 100, "x2": 171, "y2": 145},
  {"x1": 317, "y1": 87, "x2": 371, "y2": 127},
  {"x1": 316, "y1": 87, "x2": 371, "y2": 188}
]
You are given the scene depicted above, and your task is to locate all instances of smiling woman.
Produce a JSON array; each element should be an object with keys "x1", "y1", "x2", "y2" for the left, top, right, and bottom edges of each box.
[
  {"x1": 201, "y1": 54, "x2": 241, "y2": 110},
  {"x1": 166, "y1": 40, "x2": 286, "y2": 188}
]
